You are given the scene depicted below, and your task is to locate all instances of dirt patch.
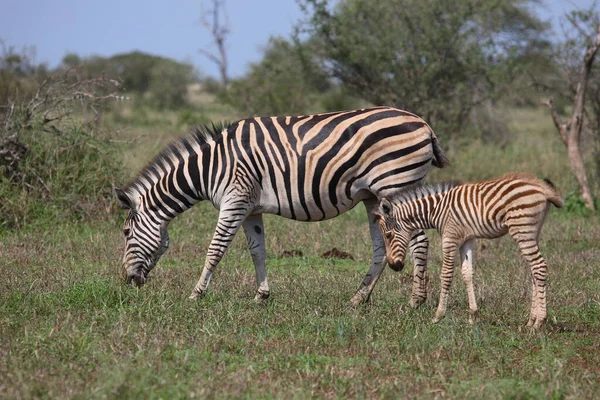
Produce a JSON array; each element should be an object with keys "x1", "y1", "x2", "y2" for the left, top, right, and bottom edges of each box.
[
  {"x1": 321, "y1": 248, "x2": 354, "y2": 260},
  {"x1": 281, "y1": 250, "x2": 304, "y2": 258}
]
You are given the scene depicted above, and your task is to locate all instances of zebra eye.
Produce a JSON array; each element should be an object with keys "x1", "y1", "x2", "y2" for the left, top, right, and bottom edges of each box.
[
  {"x1": 123, "y1": 228, "x2": 131, "y2": 237},
  {"x1": 385, "y1": 232, "x2": 393, "y2": 240}
]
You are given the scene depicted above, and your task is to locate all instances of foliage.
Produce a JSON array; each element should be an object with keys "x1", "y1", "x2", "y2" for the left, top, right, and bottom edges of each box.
[
  {"x1": 538, "y1": 6, "x2": 600, "y2": 210},
  {"x1": 0, "y1": 128, "x2": 122, "y2": 229},
  {"x1": 0, "y1": 43, "x2": 49, "y2": 106},
  {"x1": 146, "y1": 59, "x2": 195, "y2": 109},
  {"x1": 297, "y1": 0, "x2": 548, "y2": 135},
  {"x1": 223, "y1": 37, "x2": 358, "y2": 116},
  {"x1": 67, "y1": 51, "x2": 198, "y2": 110},
  {"x1": 0, "y1": 67, "x2": 125, "y2": 229},
  {"x1": 563, "y1": 191, "x2": 600, "y2": 216}
]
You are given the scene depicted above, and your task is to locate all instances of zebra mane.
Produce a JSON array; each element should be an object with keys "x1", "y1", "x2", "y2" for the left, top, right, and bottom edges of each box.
[
  {"x1": 389, "y1": 180, "x2": 463, "y2": 204},
  {"x1": 124, "y1": 121, "x2": 232, "y2": 194}
]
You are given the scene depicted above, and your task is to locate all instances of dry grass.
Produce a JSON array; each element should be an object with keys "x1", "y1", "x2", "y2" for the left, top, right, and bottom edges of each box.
[
  {"x1": 1, "y1": 106, "x2": 599, "y2": 398},
  {"x1": 1, "y1": 203, "x2": 599, "y2": 399}
]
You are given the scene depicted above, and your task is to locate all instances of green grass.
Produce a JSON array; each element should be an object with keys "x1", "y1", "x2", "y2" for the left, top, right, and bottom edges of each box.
[
  {"x1": 1, "y1": 204, "x2": 599, "y2": 399},
  {"x1": 1, "y1": 106, "x2": 600, "y2": 398}
]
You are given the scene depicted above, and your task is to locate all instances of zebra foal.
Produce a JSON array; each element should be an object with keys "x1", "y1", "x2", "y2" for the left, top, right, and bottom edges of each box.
[
  {"x1": 114, "y1": 107, "x2": 448, "y2": 305},
  {"x1": 374, "y1": 173, "x2": 563, "y2": 329}
]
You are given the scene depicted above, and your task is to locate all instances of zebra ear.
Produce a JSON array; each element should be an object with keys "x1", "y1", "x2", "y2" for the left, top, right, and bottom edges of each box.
[
  {"x1": 372, "y1": 209, "x2": 382, "y2": 222},
  {"x1": 379, "y1": 198, "x2": 392, "y2": 217},
  {"x1": 115, "y1": 187, "x2": 133, "y2": 210}
]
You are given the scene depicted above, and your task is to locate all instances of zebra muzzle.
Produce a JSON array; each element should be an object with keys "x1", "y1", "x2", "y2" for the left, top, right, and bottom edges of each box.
[
  {"x1": 125, "y1": 266, "x2": 147, "y2": 287},
  {"x1": 388, "y1": 260, "x2": 404, "y2": 272}
]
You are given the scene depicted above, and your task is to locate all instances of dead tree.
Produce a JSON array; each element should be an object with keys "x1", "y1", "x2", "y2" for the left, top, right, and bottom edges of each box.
[
  {"x1": 542, "y1": 20, "x2": 600, "y2": 211},
  {"x1": 200, "y1": 0, "x2": 230, "y2": 87}
]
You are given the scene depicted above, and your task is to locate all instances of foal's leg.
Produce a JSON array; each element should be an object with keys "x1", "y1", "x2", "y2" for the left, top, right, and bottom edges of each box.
[
  {"x1": 509, "y1": 224, "x2": 548, "y2": 330},
  {"x1": 433, "y1": 238, "x2": 459, "y2": 323},
  {"x1": 460, "y1": 239, "x2": 478, "y2": 324}
]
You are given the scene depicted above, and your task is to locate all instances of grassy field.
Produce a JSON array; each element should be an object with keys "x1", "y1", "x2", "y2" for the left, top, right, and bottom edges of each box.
[{"x1": 1, "y1": 106, "x2": 600, "y2": 398}]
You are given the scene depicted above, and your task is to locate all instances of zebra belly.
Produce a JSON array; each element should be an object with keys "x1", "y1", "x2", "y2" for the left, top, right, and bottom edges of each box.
[
  {"x1": 473, "y1": 222, "x2": 508, "y2": 239},
  {"x1": 255, "y1": 185, "x2": 371, "y2": 221}
]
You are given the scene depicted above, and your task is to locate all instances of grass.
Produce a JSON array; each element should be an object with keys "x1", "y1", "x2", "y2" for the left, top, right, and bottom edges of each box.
[
  {"x1": 1, "y1": 204, "x2": 599, "y2": 399},
  {"x1": 1, "y1": 106, "x2": 600, "y2": 398}
]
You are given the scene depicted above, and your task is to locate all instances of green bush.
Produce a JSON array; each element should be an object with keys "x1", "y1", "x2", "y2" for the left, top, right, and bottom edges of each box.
[
  {"x1": 298, "y1": 0, "x2": 548, "y2": 134},
  {"x1": 223, "y1": 37, "x2": 331, "y2": 116},
  {"x1": 563, "y1": 191, "x2": 599, "y2": 217},
  {"x1": 0, "y1": 67, "x2": 125, "y2": 230},
  {"x1": 0, "y1": 127, "x2": 123, "y2": 230}
]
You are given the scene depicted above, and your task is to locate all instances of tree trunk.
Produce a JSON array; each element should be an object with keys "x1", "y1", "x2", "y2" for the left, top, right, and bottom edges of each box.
[
  {"x1": 567, "y1": 135, "x2": 595, "y2": 209},
  {"x1": 543, "y1": 23, "x2": 600, "y2": 211}
]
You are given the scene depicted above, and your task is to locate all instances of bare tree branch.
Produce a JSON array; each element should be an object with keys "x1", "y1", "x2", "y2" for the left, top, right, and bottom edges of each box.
[
  {"x1": 200, "y1": 0, "x2": 230, "y2": 87},
  {"x1": 541, "y1": 98, "x2": 569, "y2": 145},
  {"x1": 544, "y1": 19, "x2": 600, "y2": 210}
]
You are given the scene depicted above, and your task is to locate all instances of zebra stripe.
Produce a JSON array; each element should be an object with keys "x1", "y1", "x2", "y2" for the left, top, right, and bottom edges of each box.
[
  {"x1": 375, "y1": 173, "x2": 563, "y2": 329},
  {"x1": 115, "y1": 106, "x2": 448, "y2": 305}
]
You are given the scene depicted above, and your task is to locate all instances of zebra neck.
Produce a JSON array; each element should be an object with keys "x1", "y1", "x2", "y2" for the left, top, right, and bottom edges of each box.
[
  {"x1": 135, "y1": 161, "x2": 204, "y2": 221},
  {"x1": 404, "y1": 194, "x2": 444, "y2": 230}
]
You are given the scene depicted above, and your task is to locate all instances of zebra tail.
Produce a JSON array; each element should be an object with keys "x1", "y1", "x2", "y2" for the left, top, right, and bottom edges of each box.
[
  {"x1": 542, "y1": 178, "x2": 564, "y2": 208},
  {"x1": 431, "y1": 134, "x2": 450, "y2": 169}
]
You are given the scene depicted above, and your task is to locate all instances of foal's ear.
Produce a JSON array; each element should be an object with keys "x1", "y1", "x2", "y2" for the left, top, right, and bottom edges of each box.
[
  {"x1": 378, "y1": 198, "x2": 393, "y2": 217},
  {"x1": 114, "y1": 187, "x2": 133, "y2": 210},
  {"x1": 372, "y1": 208, "x2": 383, "y2": 222}
]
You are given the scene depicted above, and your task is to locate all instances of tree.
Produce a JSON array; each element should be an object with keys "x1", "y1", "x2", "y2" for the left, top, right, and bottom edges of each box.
[
  {"x1": 298, "y1": 0, "x2": 547, "y2": 134},
  {"x1": 200, "y1": 0, "x2": 230, "y2": 87},
  {"x1": 542, "y1": 8, "x2": 600, "y2": 211},
  {"x1": 65, "y1": 51, "x2": 198, "y2": 110},
  {"x1": 224, "y1": 37, "x2": 332, "y2": 116}
]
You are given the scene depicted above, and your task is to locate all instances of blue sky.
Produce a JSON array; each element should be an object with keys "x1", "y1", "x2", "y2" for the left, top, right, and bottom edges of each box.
[{"x1": 1, "y1": 0, "x2": 597, "y2": 79}]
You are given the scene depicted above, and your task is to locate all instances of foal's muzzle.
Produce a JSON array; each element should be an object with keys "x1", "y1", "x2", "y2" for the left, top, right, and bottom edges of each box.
[{"x1": 388, "y1": 259, "x2": 404, "y2": 272}]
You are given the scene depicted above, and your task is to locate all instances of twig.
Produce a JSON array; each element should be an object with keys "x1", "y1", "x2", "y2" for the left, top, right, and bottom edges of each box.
[{"x1": 541, "y1": 98, "x2": 570, "y2": 146}]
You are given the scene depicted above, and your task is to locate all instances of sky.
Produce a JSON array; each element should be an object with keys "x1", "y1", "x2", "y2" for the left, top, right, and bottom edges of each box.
[{"x1": 1, "y1": 0, "x2": 598, "y2": 79}]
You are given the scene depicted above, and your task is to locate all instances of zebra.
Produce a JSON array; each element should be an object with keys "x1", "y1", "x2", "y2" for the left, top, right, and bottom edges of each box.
[
  {"x1": 114, "y1": 106, "x2": 449, "y2": 306},
  {"x1": 373, "y1": 173, "x2": 563, "y2": 329}
]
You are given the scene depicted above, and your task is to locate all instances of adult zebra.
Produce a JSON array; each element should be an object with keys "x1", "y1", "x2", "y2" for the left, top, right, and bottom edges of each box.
[{"x1": 115, "y1": 106, "x2": 449, "y2": 305}]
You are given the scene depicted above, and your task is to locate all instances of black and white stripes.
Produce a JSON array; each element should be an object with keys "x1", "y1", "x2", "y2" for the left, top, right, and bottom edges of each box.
[
  {"x1": 115, "y1": 106, "x2": 448, "y2": 304},
  {"x1": 374, "y1": 173, "x2": 563, "y2": 329}
]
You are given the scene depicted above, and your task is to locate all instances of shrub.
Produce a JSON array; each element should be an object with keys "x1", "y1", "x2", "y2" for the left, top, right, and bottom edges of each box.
[{"x1": 0, "y1": 67, "x2": 126, "y2": 229}]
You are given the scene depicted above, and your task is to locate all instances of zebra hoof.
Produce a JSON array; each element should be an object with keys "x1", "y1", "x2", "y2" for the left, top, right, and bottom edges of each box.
[
  {"x1": 349, "y1": 292, "x2": 369, "y2": 307},
  {"x1": 189, "y1": 288, "x2": 206, "y2": 300},
  {"x1": 530, "y1": 318, "x2": 546, "y2": 332},
  {"x1": 409, "y1": 297, "x2": 426, "y2": 308},
  {"x1": 469, "y1": 310, "x2": 479, "y2": 325},
  {"x1": 254, "y1": 291, "x2": 270, "y2": 302}
]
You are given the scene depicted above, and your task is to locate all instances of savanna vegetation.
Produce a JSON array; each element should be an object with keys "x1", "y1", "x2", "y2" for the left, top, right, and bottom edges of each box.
[{"x1": 1, "y1": 0, "x2": 600, "y2": 398}]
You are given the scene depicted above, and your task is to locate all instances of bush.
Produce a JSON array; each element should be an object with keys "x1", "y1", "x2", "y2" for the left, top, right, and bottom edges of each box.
[
  {"x1": 0, "y1": 128, "x2": 122, "y2": 229},
  {"x1": 0, "y1": 67, "x2": 126, "y2": 229},
  {"x1": 563, "y1": 191, "x2": 600, "y2": 217},
  {"x1": 223, "y1": 37, "x2": 331, "y2": 115},
  {"x1": 298, "y1": 0, "x2": 548, "y2": 134}
]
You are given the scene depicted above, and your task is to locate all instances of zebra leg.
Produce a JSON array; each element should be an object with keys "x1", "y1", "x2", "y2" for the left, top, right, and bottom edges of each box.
[
  {"x1": 189, "y1": 204, "x2": 250, "y2": 299},
  {"x1": 460, "y1": 239, "x2": 478, "y2": 324},
  {"x1": 242, "y1": 214, "x2": 270, "y2": 301},
  {"x1": 349, "y1": 198, "x2": 388, "y2": 306},
  {"x1": 510, "y1": 228, "x2": 548, "y2": 330},
  {"x1": 433, "y1": 238, "x2": 458, "y2": 323},
  {"x1": 408, "y1": 230, "x2": 429, "y2": 308}
]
